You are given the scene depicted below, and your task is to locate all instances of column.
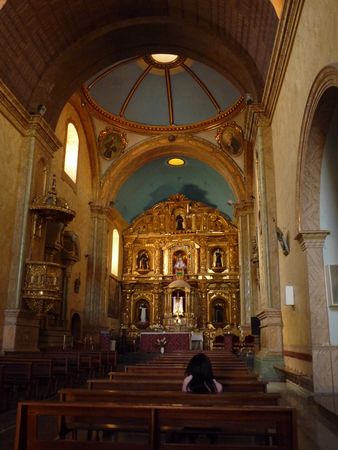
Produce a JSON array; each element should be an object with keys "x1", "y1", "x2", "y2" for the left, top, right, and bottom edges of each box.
[
  {"x1": 296, "y1": 231, "x2": 335, "y2": 392},
  {"x1": 84, "y1": 203, "x2": 109, "y2": 332},
  {"x1": 2, "y1": 111, "x2": 60, "y2": 351},
  {"x1": 254, "y1": 123, "x2": 283, "y2": 379},
  {"x1": 234, "y1": 201, "x2": 255, "y2": 327}
]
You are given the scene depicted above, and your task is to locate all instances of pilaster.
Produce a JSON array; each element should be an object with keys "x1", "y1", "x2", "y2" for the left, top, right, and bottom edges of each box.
[
  {"x1": 296, "y1": 230, "x2": 335, "y2": 392},
  {"x1": 234, "y1": 200, "x2": 255, "y2": 326},
  {"x1": 84, "y1": 203, "x2": 110, "y2": 332},
  {"x1": 2, "y1": 309, "x2": 40, "y2": 352}
]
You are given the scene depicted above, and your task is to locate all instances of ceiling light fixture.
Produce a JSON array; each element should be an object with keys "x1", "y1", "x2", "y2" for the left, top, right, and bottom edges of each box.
[
  {"x1": 167, "y1": 158, "x2": 185, "y2": 166},
  {"x1": 151, "y1": 54, "x2": 179, "y2": 64}
]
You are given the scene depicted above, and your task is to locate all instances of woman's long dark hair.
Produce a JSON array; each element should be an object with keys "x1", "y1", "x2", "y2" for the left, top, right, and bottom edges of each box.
[{"x1": 185, "y1": 353, "x2": 217, "y2": 393}]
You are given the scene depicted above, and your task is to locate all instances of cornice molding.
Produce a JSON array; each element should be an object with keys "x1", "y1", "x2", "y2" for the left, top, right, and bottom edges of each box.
[
  {"x1": 244, "y1": 0, "x2": 305, "y2": 142},
  {"x1": 0, "y1": 80, "x2": 31, "y2": 133},
  {"x1": 0, "y1": 80, "x2": 61, "y2": 154},
  {"x1": 262, "y1": 0, "x2": 305, "y2": 120},
  {"x1": 27, "y1": 115, "x2": 61, "y2": 155}
]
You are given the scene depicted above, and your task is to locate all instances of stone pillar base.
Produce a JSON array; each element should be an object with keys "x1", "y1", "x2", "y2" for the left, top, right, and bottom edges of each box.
[
  {"x1": 254, "y1": 354, "x2": 285, "y2": 381},
  {"x1": 257, "y1": 308, "x2": 283, "y2": 357},
  {"x1": 2, "y1": 309, "x2": 40, "y2": 352}
]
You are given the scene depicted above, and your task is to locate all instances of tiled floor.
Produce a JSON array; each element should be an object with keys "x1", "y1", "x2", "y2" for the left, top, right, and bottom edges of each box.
[{"x1": 1, "y1": 382, "x2": 338, "y2": 449}]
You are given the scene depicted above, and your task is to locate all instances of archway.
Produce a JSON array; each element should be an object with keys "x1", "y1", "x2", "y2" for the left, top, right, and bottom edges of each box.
[{"x1": 297, "y1": 64, "x2": 338, "y2": 393}]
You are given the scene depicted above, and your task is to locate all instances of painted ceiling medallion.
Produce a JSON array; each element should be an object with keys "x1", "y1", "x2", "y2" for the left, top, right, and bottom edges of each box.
[
  {"x1": 216, "y1": 122, "x2": 244, "y2": 157},
  {"x1": 98, "y1": 127, "x2": 127, "y2": 160}
]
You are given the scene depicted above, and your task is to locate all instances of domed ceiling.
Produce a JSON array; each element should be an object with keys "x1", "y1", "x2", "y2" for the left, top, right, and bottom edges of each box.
[{"x1": 84, "y1": 54, "x2": 241, "y2": 127}]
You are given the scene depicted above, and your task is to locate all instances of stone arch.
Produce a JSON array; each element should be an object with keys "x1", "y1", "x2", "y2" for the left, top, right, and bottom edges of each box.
[
  {"x1": 100, "y1": 135, "x2": 245, "y2": 206},
  {"x1": 297, "y1": 65, "x2": 338, "y2": 231},
  {"x1": 32, "y1": 18, "x2": 261, "y2": 126},
  {"x1": 296, "y1": 64, "x2": 338, "y2": 393}
]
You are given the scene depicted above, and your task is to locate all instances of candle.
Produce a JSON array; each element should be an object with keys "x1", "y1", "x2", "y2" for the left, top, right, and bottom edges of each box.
[{"x1": 63, "y1": 335, "x2": 66, "y2": 345}]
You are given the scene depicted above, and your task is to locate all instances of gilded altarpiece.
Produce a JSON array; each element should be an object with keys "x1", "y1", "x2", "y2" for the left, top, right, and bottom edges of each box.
[{"x1": 121, "y1": 194, "x2": 240, "y2": 342}]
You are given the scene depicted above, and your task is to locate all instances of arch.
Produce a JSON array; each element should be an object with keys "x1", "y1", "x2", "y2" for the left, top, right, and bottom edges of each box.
[
  {"x1": 29, "y1": 18, "x2": 262, "y2": 126},
  {"x1": 210, "y1": 296, "x2": 229, "y2": 328},
  {"x1": 100, "y1": 136, "x2": 245, "y2": 206},
  {"x1": 297, "y1": 65, "x2": 338, "y2": 231},
  {"x1": 296, "y1": 64, "x2": 338, "y2": 392}
]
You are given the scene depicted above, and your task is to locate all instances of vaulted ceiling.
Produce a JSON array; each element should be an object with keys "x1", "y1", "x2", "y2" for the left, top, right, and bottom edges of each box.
[
  {"x1": 0, "y1": 0, "x2": 279, "y2": 126},
  {"x1": 0, "y1": 0, "x2": 286, "y2": 222}
]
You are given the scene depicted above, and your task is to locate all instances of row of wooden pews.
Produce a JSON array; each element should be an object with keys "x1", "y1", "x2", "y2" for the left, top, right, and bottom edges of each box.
[
  {"x1": 0, "y1": 350, "x2": 116, "y2": 412},
  {"x1": 14, "y1": 350, "x2": 298, "y2": 449}
]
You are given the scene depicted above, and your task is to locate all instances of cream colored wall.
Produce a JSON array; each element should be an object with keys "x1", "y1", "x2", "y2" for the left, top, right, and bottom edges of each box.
[
  {"x1": 0, "y1": 114, "x2": 24, "y2": 311},
  {"x1": 54, "y1": 103, "x2": 93, "y2": 329},
  {"x1": 271, "y1": 0, "x2": 338, "y2": 372}
]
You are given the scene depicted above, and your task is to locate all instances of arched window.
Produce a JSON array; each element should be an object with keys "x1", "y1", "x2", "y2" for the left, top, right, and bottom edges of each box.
[
  {"x1": 111, "y1": 229, "x2": 119, "y2": 276},
  {"x1": 64, "y1": 122, "x2": 79, "y2": 183}
]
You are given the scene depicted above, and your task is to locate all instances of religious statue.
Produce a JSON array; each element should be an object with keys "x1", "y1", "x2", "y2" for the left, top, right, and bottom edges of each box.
[
  {"x1": 175, "y1": 214, "x2": 184, "y2": 230},
  {"x1": 213, "y1": 248, "x2": 224, "y2": 267},
  {"x1": 174, "y1": 253, "x2": 187, "y2": 276},
  {"x1": 173, "y1": 295, "x2": 184, "y2": 316},
  {"x1": 138, "y1": 303, "x2": 148, "y2": 322},
  {"x1": 137, "y1": 251, "x2": 149, "y2": 270}
]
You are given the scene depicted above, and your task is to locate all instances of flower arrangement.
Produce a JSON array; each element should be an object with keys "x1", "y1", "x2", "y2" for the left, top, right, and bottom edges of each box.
[{"x1": 156, "y1": 337, "x2": 168, "y2": 347}]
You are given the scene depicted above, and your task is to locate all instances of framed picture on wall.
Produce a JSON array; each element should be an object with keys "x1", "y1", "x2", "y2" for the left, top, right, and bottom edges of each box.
[{"x1": 324, "y1": 265, "x2": 338, "y2": 308}]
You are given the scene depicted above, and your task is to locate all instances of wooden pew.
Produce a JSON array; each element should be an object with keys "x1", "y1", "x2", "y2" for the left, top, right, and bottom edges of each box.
[
  {"x1": 59, "y1": 387, "x2": 281, "y2": 406},
  {"x1": 109, "y1": 371, "x2": 258, "y2": 382},
  {"x1": 87, "y1": 378, "x2": 267, "y2": 392},
  {"x1": 124, "y1": 363, "x2": 248, "y2": 371},
  {"x1": 15, "y1": 401, "x2": 297, "y2": 449}
]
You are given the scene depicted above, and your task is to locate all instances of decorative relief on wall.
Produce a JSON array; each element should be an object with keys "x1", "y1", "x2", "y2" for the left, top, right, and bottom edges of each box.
[
  {"x1": 98, "y1": 127, "x2": 127, "y2": 160},
  {"x1": 216, "y1": 122, "x2": 244, "y2": 156}
]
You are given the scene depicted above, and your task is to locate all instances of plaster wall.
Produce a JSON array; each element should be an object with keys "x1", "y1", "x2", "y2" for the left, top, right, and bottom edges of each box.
[
  {"x1": 0, "y1": 113, "x2": 23, "y2": 310},
  {"x1": 270, "y1": 0, "x2": 338, "y2": 371},
  {"x1": 54, "y1": 103, "x2": 93, "y2": 327}
]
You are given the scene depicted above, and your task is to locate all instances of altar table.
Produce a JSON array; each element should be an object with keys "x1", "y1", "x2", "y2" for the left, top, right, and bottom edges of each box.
[{"x1": 140, "y1": 332, "x2": 191, "y2": 352}]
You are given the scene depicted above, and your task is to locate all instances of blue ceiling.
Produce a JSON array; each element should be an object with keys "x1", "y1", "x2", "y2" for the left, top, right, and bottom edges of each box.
[
  {"x1": 86, "y1": 56, "x2": 240, "y2": 126},
  {"x1": 114, "y1": 157, "x2": 236, "y2": 223}
]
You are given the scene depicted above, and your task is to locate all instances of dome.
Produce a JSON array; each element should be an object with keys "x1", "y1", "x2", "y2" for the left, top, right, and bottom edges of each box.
[{"x1": 83, "y1": 54, "x2": 242, "y2": 129}]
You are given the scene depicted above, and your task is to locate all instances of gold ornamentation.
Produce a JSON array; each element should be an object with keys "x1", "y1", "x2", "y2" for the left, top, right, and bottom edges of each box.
[
  {"x1": 22, "y1": 261, "x2": 64, "y2": 315},
  {"x1": 216, "y1": 122, "x2": 244, "y2": 156},
  {"x1": 98, "y1": 127, "x2": 127, "y2": 160}
]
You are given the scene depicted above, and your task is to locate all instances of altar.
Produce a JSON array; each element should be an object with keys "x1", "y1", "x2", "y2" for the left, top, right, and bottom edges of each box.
[{"x1": 140, "y1": 332, "x2": 191, "y2": 352}]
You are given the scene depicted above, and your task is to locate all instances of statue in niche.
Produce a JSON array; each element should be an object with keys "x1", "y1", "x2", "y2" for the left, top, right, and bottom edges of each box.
[
  {"x1": 173, "y1": 294, "x2": 184, "y2": 316},
  {"x1": 213, "y1": 248, "x2": 224, "y2": 268},
  {"x1": 176, "y1": 214, "x2": 184, "y2": 230},
  {"x1": 138, "y1": 302, "x2": 148, "y2": 323},
  {"x1": 173, "y1": 253, "x2": 187, "y2": 276},
  {"x1": 137, "y1": 251, "x2": 149, "y2": 270}
]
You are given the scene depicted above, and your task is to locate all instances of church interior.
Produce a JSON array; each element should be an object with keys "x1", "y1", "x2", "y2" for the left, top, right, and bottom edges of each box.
[{"x1": 1, "y1": 0, "x2": 338, "y2": 448}]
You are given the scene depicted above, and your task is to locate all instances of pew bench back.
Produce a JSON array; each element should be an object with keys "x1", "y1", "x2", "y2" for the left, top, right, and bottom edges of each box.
[{"x1": 15, "y1": 401, "x2": 297, "y2": 450}]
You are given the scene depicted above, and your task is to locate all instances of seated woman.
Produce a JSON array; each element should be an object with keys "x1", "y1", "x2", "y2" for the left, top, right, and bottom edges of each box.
[{"x1": 182, "y1": 353, "x2": 223, "y2": 393}]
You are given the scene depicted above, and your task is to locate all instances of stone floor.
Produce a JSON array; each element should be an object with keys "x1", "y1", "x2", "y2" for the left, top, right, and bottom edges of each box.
[{"x1": 1, "y1": 381, "x2": 338, "y2": 449}]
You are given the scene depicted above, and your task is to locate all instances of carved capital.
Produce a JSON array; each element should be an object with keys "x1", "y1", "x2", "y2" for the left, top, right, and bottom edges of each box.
[
  {"x1": 295, "y1": 230, "x2": 330, "y2": 251},
  {"x1": 234, "y1": 200, "x2": 254, "y2": 217}
]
